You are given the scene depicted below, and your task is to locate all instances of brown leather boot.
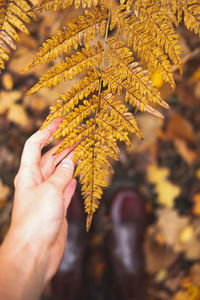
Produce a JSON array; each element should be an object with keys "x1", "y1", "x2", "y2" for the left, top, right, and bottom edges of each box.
[
  {"x1": 51, "y1": 191, "x2": 88, "y2": 300},
  {"x1": 105, "y1": 188, "x2": 148, "y2": 300}
]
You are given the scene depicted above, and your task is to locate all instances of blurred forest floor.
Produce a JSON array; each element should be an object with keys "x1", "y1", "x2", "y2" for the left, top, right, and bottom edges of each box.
[{"x1": 0, "y1": 4, "x2": 200, "y2": 300}]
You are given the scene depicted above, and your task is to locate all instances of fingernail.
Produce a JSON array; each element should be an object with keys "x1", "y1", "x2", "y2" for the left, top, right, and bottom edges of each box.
[
  {"x1": 60, "y1": 158, "x2": 74, "y2": 169},
  {"x1": 67, "y1": 150, "x2": 75, "y2": 159}
]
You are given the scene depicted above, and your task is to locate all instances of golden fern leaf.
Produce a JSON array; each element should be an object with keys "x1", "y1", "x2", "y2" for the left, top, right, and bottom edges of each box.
[
  {"x1": 106, "y1": 43, "x2": 169, "y2": 108},
  {"x1": 183, "y1": 1, "x2": 200, "y2": 37},
  {"x1": 38, "y1": 0, "x2": 100, "y2": 10},
  {"x1": 119, "y1": 0, "x2": 134, "y2": 11},
  {"x1": 51, "y1": 92, "x2": 139, "y2": 150},
  {"x1": 96, "y1": 101, "x2": 134, "y2": 146},
  {"x1": 24, "y1": 1, "x2": 200, "y2": 230},
  {"x1": 103, "y1": 66, "x2": 165, "y2": 118},
  {"x1": 121, "y1": 1, "x2": 179, "y2": 89},
  {"x1": 161, "y1": 0, "x2": 185, "y2": 23},
  {"x1": 0, "y1": 0, "x2": 37, "y2": 71},
  {"x1": 55, "y1": 119, "x2": 96, "y2": 154},
  {"x1": 74, "y1": 135, "x2": 118, "y2": 231},
  {"x1": 137, "y1": 4, "x2": 183, "y2": 72},
  {"x1": 41, "y1": 69, "x2": 101, "y2": 129},
  {"x1": 36, "y1": 0, "x2": 73, "y2": 10},
  {"x1": 42, "y1": 88, "x2": 140, "y2": 230},
  {"x1": 72, "y1": 92, "x2": 140, "y2": 230},
  {"x1": 125, "y1": 0, "x2": 134, "y2": 10},
  {"x1": 124, "y1": 18, "x2": 175, "y2": 89},
  {"x1": 44, "y1": 92, "x2": 139, "y2": 230},
  {"x1": 102, "y1": 92, "x2": 141, "y2": 138},
  {"x1": 27, "y1": 42, "x2": 104, "y2": 94},
  {"x1": 26, "y1": 40, "x2": 166, "y2": 230},
  {"x1": 171, "y1": 0, "x2": 184, "y2": 22},
  {"x1": 109, "y1": 4, "x2": 129, "y2": 31},
  {"x1": 22, "y1": 6, "x2": 108, "y2": 72},
  {"x1": 50, "y1": 96, "x2": 98, "y2": 140}
]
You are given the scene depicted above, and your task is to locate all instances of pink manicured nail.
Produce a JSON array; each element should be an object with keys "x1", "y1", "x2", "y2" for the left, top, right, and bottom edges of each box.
[
  {"x1": 60, "y1": 158, "x2": 74, "y2": 169},
  {"x1": 67, "y1": 150, "x2": 75, "y2": 159}
]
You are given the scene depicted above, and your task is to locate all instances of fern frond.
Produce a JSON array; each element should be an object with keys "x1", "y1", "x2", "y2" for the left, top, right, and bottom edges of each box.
[
  {"x1": 55, "y1": 119, "x2": 96, "y2": 154},
  {"x1": 36, "y1": 0, "x2": 73, "y2": 10},
  {"x1": 128, "y1": 21, "x2": 175, "y2": 88},
  {"x1": 138, "y1": 6, "x2": 183, "y2": 71},
  {"x1": 183, "y1": 1, "x2": 200, "y2": 37},
  {"x1": 107, "y1": 43, "x2": 169, "y2": 108},
  {"x1": 96, "y1": 110, "x2": 131, "y2": 145},
  {"x1": 109, "y1": 4, "x2": 129, "y2": 32},
  {"x1": 172, "y1": 0, "x2": 184, "y2": 22},
  {"x1": 74, "y1": 134, "x2": 118, "y2": 231},
  {"x1": 121, "y1": 1, "x2": 182, "y2": 82},
  {"x1": 27, "y1": 42, "x2": 104, "y2": 94},
  {"x1": 23, "y1": 6, "x2": 108, "y2": 72},
  {"x1": 45, "y1": 91, "x2": 140, "y2": 230},
  {"x1": 73, "y1": 93, "x2": 140, "y2": 231},
  {"x1": 38, "y1": 0, "x2": 100, "y2": 10},
  {"x1": 120, "y1": 0, "x2": 134, "y2": 11},
  {"x1": 103, "y1": 66, "x2": 165, "y2": 118},
  {"x1": 24, "y1": 0, "x2": 200, "y2": 230},
  {"x1": 80, "y1": 93, "x2": 141, "y2": 230},
  {"x1": 41, "y1": 69, "x2": 101, "y2": 129},
  {"x1": 161, "y1": 0, "x2": 186, "y2": 23},
  {"x1": 121, "y1": 8, "x2": 177, "y2": 89},
  {"x1": 0, "y1": 0, "x2": 37, "y2": 71},
  {"x1": 52, "y1": 97, "x2": 99, "y2": 147},
  {"x1": 102, "y1": 92, "x2": 142, "y2": 138},
  {"x1": 51, "y1": 96, "x2": 98, "y2": 140}
]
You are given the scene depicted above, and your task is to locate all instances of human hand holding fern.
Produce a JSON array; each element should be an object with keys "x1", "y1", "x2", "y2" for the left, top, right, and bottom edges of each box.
[{"x1": 0, "y1": 118, "x2": 76, "y2": 300}]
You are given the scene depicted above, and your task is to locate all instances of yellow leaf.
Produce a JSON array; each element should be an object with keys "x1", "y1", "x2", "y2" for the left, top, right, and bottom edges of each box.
[
  {"x1": 0, "y1": 90, "x2": 22, "y2": 114},
  {"x1": 173, "y1": 291, "x2": 189, "y2": 300},
  {"x1": 2, "y1": 73, "x2": 14, "y2": 90},
  {"x1": 7, "y1": 104, "x2": 29, "y2": 127},
  {"x1": 147, "y1": 164, "x2": 169, "y2": 183},
  {"x1": 151, "y1": 70, "x2": 164, "y2": 88},
  {"x1": 156, "y1": 208, "x2": 200, "y2": 260},
  {"x1": 180, "y1": 226, "x2": 194, "y2": 243},
  {"x1": 191, "y1": 68, "x2": 200, "y2": 82},
  {"x1": 156, "y1": 180, "x2": 180, "y2": 208},
  {"x1": 192, "y1": 194, "x2": 200, "y2": 216},
  {"x1": 147, "y1": 164, "x2": 180, "y2": 208},
  {"x1": 155, "y1": 269, "x2": 168, "y2": 282},
  {"x1": 196, "y1": 169, "x2": 200, "y2": 179}
]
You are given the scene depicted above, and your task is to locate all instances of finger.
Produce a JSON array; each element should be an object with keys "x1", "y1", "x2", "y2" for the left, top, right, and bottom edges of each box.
[
  {"x1": 64, "y1": 178, "x2": 77, "y2": 215},
  {"x1": 20, "y1": 118, "x2": 63, "y2": 170},
  {"x1": 47, "y1": 157, "x2": 74, "y2": 192},
  {"x1": 40, "y1": 144, "x2": 74, "y2": 180}
]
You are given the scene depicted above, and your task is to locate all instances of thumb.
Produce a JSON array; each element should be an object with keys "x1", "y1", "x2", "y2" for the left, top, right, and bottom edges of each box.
[
  {"x1": 64, "y1": 178, "x2": 77, "y2": 215},
  {"x1": 47, "y1": 158, "x2": 74, "y2": 192}
]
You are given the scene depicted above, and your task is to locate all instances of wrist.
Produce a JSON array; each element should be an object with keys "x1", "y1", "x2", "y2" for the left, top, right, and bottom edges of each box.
[{"x1": 0, "y1": 228, "x2": 48, "y2": 300}]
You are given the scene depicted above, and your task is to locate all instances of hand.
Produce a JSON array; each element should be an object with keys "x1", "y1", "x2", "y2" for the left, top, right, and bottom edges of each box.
[{"x1": 0, "y1": 118, "x2": 76, "y2": 299}]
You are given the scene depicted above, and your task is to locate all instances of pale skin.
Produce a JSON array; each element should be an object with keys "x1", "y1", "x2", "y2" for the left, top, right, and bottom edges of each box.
[{"x1": 0, "y1": 118, "x2": 77, "y2": 300}]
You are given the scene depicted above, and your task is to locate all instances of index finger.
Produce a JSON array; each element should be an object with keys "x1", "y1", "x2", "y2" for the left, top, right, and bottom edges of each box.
[{"x1": 20, "y1": 118, "x2": 63, "y2": 169}]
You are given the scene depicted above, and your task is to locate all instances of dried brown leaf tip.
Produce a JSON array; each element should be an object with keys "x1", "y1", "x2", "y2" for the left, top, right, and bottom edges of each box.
[{"x1": 21, "y1": 0, "x2": 200, "y2": 230}]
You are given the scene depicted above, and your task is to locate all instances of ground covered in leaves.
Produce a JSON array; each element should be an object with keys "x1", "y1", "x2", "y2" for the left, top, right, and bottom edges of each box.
[{"x1": 0, "y1": 5, "x2": 200, "y2": 300}]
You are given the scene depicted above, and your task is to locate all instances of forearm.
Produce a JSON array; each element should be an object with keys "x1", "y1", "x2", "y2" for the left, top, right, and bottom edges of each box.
[{"x1": 0, "y1": 229, "x2": 47, "y2": 300}]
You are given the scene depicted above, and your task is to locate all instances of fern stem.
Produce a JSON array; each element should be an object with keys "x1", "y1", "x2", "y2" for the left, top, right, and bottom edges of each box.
[
  {"x1": 86, "y1": 0, "x2": 113, "y2": 231},
  {"x1": 97, "y1": 0, "x2": 113, "y2": 107}
]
